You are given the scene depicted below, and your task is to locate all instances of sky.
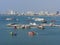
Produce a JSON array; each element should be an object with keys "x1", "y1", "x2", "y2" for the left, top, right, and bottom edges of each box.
[{"x1": 0, "y1": 0, "x2": 60, "y2": 12}]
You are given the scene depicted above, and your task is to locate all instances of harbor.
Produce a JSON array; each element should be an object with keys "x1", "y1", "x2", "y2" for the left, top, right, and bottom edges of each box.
[
  {"x1": 0, "y1": 15, "x2": 60, "y2": 45},
  {"x1": 0, "y1": 0, "x2": 60, "y2": 45}
]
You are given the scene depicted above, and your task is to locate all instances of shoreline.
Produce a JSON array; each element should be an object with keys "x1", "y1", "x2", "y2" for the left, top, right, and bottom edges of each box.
[{"x1": 0, "y1": 14, "x2": 60, "y2": 17}]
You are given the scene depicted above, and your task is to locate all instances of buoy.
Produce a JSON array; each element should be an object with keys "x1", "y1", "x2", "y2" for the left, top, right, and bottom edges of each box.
[{"x1": 28, "y1": 31, "x2": 36, "y2": 36}]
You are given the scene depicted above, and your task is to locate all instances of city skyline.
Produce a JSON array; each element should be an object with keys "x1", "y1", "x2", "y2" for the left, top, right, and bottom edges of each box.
[{"x1": 0, "y1": 0, "x2": 60, "y2": 12}]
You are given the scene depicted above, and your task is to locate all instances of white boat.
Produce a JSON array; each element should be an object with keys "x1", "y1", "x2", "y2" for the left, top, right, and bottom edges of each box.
[
  {"x1": 32, "y1": 18, "x2": 45, "y2": 21},
  {"x1": 32, "y1": 18, "x2": 47, "y2": 23},
  {"x1": 29, "y1": 22, "x2": 37, "y2": 25},
  {"x1": 29, "y1": 22, "x2": 38, "y2": 28},
  {"x1": 5, "y1": 18, "x2": 13, "y2": 21}
]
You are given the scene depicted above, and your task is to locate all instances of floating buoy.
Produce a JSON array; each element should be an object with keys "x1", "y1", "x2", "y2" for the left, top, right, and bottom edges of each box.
[{"x1": 28, "y1": 31, "x2": 36, "y2": 36}]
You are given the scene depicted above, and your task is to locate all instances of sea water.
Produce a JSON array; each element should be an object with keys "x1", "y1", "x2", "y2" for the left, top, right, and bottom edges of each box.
[{"x1": 0, "y1": 15, "x2": 60, "y2": 45}]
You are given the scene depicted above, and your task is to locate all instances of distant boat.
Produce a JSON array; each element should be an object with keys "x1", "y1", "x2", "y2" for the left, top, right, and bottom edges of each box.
[
  {"x1": 29, "y1": 22, "x2": 37, "y2": 25},
  {"x1": 7, "y1": 23, "x2": 19, "y2": 27},
  {"x1": 5, "y1": 18, "x2": 13, "y2": 21},
  {"x1": 32, "y1": 18, "x2": 47, "y2": 23},
  {"x1": 32, "y1": 18, "x2": 44, "y2": 21}
]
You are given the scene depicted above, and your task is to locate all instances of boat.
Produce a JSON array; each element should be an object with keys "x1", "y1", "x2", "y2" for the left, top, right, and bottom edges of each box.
[
  {"x1": 29, "y1": 22, "x2": 37, "y2": 28},
  {"x1": 32, "y1": 18, "x2": 47, "y2": 23},
  {"x1": 37, "y1": 25, "x2": 45, "y2": 29},
  {"x1": 5, "y1": 18, "x2": 13, "y2": 21},
  {"x1": 7, "y1": 23, "x2": 20, "y2": 27},
  {"x1": 29, "y1": 22, "x2": 37, "y2": 25}
]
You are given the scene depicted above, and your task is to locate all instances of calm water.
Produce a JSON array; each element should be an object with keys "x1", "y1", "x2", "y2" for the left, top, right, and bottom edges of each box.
[{"x1": 0, "y1": 15, "x2": 60, "y2": 45}]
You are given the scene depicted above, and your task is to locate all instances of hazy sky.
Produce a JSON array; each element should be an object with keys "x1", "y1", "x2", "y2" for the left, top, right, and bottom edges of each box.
[{"x1": 0, "y1": 0, "x2": 60, "y2": 12}]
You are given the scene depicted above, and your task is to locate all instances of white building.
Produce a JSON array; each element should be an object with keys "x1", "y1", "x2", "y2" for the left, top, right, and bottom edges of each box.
[
  {"x1": 44, "y1": 11, "x2": 49, "y2": 15},
  {"x1": 7, "y1": 10, "x2": 18, "y2": 15},
  {"x1": 25, "y1": 11, "x2": 35, "y2": 16},
  {"x1": 38, "y1": 11, "x2": 44, "y2": 15}
]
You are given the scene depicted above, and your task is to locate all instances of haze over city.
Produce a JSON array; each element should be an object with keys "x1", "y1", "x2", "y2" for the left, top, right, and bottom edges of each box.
[{"x1": 0, "y1": 0, "x2": 60, "y2": 12}]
